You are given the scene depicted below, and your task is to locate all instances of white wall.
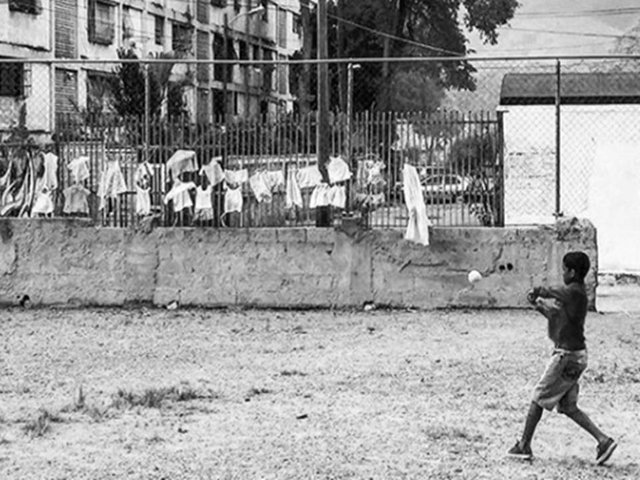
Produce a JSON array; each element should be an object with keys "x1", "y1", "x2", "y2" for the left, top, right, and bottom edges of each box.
[
  {"x1": 0, "y1": 0, "x2": 52, "y2": 56},
  {"x1": 503, "y1": 103, "x2": 640, "y2": 273}
]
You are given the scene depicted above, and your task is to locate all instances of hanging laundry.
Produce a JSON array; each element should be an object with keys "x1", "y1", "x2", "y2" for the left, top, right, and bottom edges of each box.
[
  {"x1": 265, "y1": 170, "x2": 284, "y2": 190},
  {"x1": 200, "y1": 157, "x2": 225, "y2": 186},
  {"x1": 225, "y1": 168, "x2": 249, "y2": 187},
  {"x1": 31, "y1": 190, "x2": 54, "y2": 216},
  {"x1": 285, "y1": 168, "x2": 302, "y2": 209},
  {"x1": 402, "y1": 164, "x2": 430, "y2": 246},
  {"x1": 328, "y1": 156, "x2": 352, "y2": 183},
  {"x1": 166, "y1": 150, "x2": 198, "y2": 181},
  {"x1": 328, "y1": 185, "x2": 346, "y2": 209},
  {"x1": 134, "y1": 162, "x2": 153, "y2": 216},
  {"x1": 42, "y1": 152, "x2": 58, "y2": 191},
  {"x1": 67, "y1": 156, "x2": 91, "y2": 184},
  {"x1": 164, "y1": 180, "x2": 196, "y2": 213},
  {"x1": 310, "y1": 183, "x2": 330, "y2": 208},
  {"x1": 97, "y1": 159, "x2": 128, "y2": 211},
  {"x1": 224, "y1": 186, "x2": 243, "y2": 214},
  {"x1": 249, "y1": 171, "x2": 272, "y2": 203},
  {"x1": 194, "y1": 185, "x2": 214, "y2": 221},
  {"x1": 63, "y1": 184, "x2": 90, "y2": 215},
  {"x1": 296, "y1": 165, "x2": 323, "y2": 189}
]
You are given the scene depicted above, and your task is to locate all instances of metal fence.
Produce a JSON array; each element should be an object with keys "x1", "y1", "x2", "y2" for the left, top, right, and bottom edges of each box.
[{"x1": 1, "y1": 56, "x2": 639, "y2": 228}]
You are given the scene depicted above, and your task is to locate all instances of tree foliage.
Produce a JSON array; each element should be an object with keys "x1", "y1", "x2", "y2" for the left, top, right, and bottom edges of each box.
[
  {"x1": 111, "y1": 48, "x2": 163, "y2": 117},
  {"x1": 292, "y1": 0, "x2": 519, "y2": 112}
]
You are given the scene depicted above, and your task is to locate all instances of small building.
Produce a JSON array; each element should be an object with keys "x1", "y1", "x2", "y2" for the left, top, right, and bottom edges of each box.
[{"x1": 500, "y1": 71, "x2": 640, "y2": 273}]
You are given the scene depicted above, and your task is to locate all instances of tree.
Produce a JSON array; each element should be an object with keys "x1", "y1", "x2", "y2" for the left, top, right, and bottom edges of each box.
[
  {"x1": 111, "y1": 48, "x2": 163, "y2": 117},
  {"x1": 293, "y1": 0, "x2": 519, "y2": 112}
]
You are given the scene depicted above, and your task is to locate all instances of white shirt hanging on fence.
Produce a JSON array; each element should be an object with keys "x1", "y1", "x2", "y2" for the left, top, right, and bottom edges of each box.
[
  {"x1": 328, "y1": 185, "x2": 346, "y2": 209},
  {"x1": 134, "y1": 162, "x2": 153, "y2": 216},
  {"x1": 285, "y1": 168, "x2": 303, "y2": 209},
  {"x1": 42, "y1": 152, "x2": 59, "y2": 191},
  {"x1": 164, "y1": 180, "x2": 196, "y2": 212},
  {"x1": 296, "y1": 165, "x2": 323, "y2": 189},
  {"x1": 67, "y1": 156, "x2": 91, "y2": 184},
  {"x1": 167, "y1": 150, "x2": 198, "y2": 181},
  {"x1": 200, "y1": 157, "x2": 225, "y2": 187},
  {"x1": 63, "y1": 184, "x2": 90, "y2": 215},
  {"x1": 225, "y1": 169, "x2": 249, "y2": 187},
  {"x1": 224, "y1": 186, "x2": 243, "y2": 215},
  {"x1": 31, "y1": 190, "x2": 54, "y2": 216},
  {"x1": 97, "y1": 159, "x2": 128, "y2": 211},
  {"x1": 249, "y1": 170, "x2": 285, "y2": 203},
  {"x1": 310, "y1": 183, "x2": 330, "y2": 208},
  {"x1": 402, "y1": 164, "x2": 430, "y2": 246},
  {"x1": 328, "y1": 156, "x2": 352, "y2": 184},
  {"x1": 194, "y1": 185, "x2": 214, "y2": 221}
]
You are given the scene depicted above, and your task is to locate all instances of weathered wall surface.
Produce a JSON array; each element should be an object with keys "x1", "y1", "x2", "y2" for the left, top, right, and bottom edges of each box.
[{"x1": 0, "y1": 217, "x2": 597, "y2": 310}]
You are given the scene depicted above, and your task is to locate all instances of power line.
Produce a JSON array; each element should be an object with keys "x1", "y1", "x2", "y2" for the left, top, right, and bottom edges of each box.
[
  {"x1": 506, "y1": 27, "x2": 640, "y2": 40},
  {"x1": 327, "y1": 13, "x2": 464, "y2": 56},
  {"x1": 517, "y1": 7, "x2": 640, "y2": 18}
]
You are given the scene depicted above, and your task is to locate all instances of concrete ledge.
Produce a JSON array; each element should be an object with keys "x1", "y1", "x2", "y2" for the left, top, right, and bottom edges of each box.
[{"x1": 0, "y1": 217, "x2": 597, "y2": 310}]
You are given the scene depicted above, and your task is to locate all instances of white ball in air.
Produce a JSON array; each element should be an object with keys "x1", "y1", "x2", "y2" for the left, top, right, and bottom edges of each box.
[{"x1": 468, "y1": 270, "x2": 483, "y2": 284}]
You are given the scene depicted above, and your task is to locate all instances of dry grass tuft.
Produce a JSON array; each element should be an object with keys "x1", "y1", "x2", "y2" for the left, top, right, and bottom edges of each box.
[
  {"x1": 110, "y1": 383, "x2": 214, "y2": 410},
  {"x1": 22, "y1": 409, "x2": 62, "y2": 438}
]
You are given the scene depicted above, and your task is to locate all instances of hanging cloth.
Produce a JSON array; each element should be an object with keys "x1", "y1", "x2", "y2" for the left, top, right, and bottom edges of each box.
[
  {"x1": 402, "y1": 164, "x2": 430, "y2": 246},
  {"x1": 97, "y1": 159, "x2": 128, "y2": 211}
]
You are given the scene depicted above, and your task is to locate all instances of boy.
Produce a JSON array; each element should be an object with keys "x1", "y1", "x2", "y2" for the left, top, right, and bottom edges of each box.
[{"x1": 507, "y1": 251, "x2": 617, "y2": 465}]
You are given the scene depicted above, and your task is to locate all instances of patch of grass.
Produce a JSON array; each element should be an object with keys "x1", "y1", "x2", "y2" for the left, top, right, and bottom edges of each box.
[
  {"x1": 22, "y1": 409, "x2": 62, "y2": 438},
  {"x1": 244, "y1": 387, "x2": 273, "y2": 401},
  {"x1": 110, "y1": 383, "x2": 215, "y2": 410},
  {"x1": 280, "y1": 370, "x2": 308, "y2": 377}
]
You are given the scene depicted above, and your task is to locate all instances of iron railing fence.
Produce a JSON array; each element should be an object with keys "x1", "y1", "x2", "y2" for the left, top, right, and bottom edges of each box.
[{"x1": 1, "y1": 56, "x2": 640, "y2": 228}]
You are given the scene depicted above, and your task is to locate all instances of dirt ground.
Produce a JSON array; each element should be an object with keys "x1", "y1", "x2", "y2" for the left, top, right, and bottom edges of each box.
[{"x1": 1, "y1": 303, "x2": 639, "y2": 479}]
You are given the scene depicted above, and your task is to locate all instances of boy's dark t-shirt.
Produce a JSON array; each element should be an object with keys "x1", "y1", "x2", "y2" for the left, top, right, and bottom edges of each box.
[{"x1": 534, "y1": 281, "x2": 587, "y2": 351}]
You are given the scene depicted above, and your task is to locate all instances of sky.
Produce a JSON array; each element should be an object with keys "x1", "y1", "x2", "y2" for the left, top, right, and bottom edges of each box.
[{"x1": 467, "y1": 0, "x2": 640, "y2": 57}]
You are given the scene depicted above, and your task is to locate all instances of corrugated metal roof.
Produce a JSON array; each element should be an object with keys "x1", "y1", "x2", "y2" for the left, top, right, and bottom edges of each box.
[{"x1": 500, "y1": 72, "x2": 640, "y2": 105}]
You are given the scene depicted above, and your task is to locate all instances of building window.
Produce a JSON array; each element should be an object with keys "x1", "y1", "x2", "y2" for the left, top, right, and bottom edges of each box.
[
  {"x1": 0, "y1": 61, "x2": 24, "y2": 97},
  {"x1": 213, "y1": 33, "x2": 236, "y2": 82},
  {"x1": 154, "y1": 15, "x2": 164, "y2": 46},
  {"x1": 196, "y1": 30, "x2": 210, "y2": 83},
  {"x1": 292, "y1": 14, "x2": 301, "y2": 35},
  {"x1": 277, "y1": 7, "x2": 286, "y2": 48},
  {"x1": 260, "y1": 0, "x2": 268, "y2": 21},
  {"x1": 172, "y1": 22, "x2": 193, "y2": 53},
  {"x1": 87, "y1": 71, "x2": 115, "y2": 115},
  {"x1": 8, "y1": 0, "x2": 42, "y2": 15},
  {"x1": 211, "y1": 0, "x2": 226, "y2": 7},
  {"x1": 196, "y1": 0, "x2": 209, "y2": 24},
  {"x1": 122, "y1": 7, "x2": 134, "y2": 42},
  {"x1": 88, "y1": 0, "x2": 115, "y2": 46},
  {"x1": 238, "y1": 41, "x2": 248, "y2": 61},
  {"x1": 233, "y1": 0, "x2": 240, "y2": 12}
]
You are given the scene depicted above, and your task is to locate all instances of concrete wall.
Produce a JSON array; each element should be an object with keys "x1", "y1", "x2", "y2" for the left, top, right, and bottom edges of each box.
[{"x1": 0, "y1": 217, "x2": 597, "y2": 310}]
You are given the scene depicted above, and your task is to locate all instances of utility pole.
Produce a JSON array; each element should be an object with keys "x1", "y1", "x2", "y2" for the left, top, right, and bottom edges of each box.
[{"x1": 316, "y1": 0, "x2": 331, "y2": 226}]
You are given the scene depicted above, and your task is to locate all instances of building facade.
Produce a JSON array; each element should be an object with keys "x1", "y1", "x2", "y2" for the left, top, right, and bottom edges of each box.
[{"x1": 0, "y1": 0, "x2": 303, "y2": 136}]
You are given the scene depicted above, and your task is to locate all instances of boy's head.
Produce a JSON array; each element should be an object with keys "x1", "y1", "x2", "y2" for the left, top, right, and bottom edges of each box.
[{"x1": 562, "y1": 251, "x2": 590, "y2": 284}]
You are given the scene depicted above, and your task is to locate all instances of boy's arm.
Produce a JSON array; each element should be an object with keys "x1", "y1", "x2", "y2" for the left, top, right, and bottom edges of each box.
[{"x1": 529, "y1": 285, "x2": 571, "y2": 304}]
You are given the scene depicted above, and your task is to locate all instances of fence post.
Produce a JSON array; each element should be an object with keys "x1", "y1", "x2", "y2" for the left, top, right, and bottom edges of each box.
[
  {"x1": 496, "y1": 110, "x2": 505, "y2": 227},
  {"x1": 555, "y1": 58, "x2": 562, "y2": 218},
  {"x1": 143, "y1": 61, "x2": 150, "y2": 164}
]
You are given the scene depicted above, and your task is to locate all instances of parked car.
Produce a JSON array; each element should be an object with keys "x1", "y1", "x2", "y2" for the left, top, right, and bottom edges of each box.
[{"x1": 421, "y1": 173, "x2": 471, "y2": 203}]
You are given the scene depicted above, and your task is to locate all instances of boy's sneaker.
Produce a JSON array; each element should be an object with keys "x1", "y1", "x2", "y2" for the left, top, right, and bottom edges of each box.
[
  {"x1": 507, "y1": 441, "x2": 533, "y2": 460},
  {"x1": 596, "y1": 437, "x2": 617, "y2": 466}
]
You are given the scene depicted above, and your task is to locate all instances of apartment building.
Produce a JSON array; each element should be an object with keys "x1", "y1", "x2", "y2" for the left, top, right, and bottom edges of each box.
[{"x1": 0, "y1": 0, "x2": 303, "y2": 136}]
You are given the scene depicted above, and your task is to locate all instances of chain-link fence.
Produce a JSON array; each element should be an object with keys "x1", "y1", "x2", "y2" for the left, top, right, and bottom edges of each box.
[{"x1": 1, "y1": 56, "x2": 639, "y2": 228}]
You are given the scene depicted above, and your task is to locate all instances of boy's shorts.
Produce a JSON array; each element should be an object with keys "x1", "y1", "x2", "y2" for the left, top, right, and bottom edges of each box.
[{"x1": 532, "y1": 348, "x2": 588, "y2": 413}]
